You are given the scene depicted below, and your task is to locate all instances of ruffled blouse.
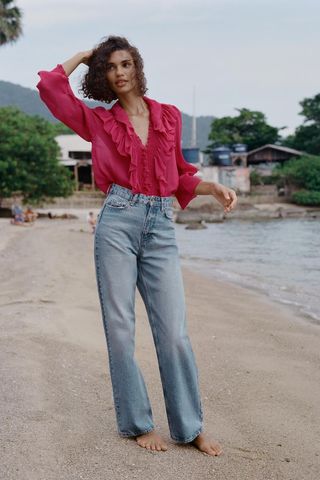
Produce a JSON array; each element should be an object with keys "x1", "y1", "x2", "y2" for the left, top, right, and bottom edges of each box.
[{"x1": 36, "y1": 63, "x2": 202, "y2": 209}]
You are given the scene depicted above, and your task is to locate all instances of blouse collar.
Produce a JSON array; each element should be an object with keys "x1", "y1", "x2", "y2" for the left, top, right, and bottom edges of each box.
[{"x1": 111, "y1": 96, "x2": 164, "y2": 133}]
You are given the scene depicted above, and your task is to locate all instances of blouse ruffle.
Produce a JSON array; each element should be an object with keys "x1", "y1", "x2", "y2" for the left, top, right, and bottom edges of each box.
[
  {"x1": 95, "y1": 99, "x2": 176, "y2": 195},
  {"x1": 94, "y1": 108, "x2": 140, "y2": 193},
  {"x1": 153, "y1": 104, "x2": 176, "y2": 196}
]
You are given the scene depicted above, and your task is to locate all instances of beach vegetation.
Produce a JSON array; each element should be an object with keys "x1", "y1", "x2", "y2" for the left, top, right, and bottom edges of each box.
[
  {"x1": 0, "y1": 106, "x2": 74, "y2": 206},
  {"x1": 249, "y1": 170, "x2": 278, "y2": 186},
  {"x1": 291, "y1": 190, "x2": 320, "y2": 206},
  {"x1": 272, "y1": 154, "x2": 320, "y2": 205}
]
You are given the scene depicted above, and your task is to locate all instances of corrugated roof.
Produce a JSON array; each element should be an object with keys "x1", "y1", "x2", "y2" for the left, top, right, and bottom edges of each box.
[{"x1": 247, "y1": 144, "x2": 304, "y2": 156}]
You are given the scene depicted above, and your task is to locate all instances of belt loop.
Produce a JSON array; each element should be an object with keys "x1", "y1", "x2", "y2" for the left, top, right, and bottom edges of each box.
[{"x1": 130, "y1": 193, "x2": 137, "y2": 206}]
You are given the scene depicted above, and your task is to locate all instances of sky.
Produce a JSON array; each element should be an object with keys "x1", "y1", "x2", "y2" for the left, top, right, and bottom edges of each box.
[{"x1": 1, "y1": 0, "x2": 320, "y2": 136}]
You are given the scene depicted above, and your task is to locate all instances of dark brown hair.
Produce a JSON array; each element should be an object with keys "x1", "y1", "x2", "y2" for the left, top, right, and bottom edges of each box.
[{"x1": 79, "y1": 35, "x2": 148, "y2": 103}]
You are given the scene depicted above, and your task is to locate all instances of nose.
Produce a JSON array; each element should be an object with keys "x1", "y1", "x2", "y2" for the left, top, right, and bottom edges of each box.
[{"x1": 116, "y1": 65, "x2": 126, "y2": 76}]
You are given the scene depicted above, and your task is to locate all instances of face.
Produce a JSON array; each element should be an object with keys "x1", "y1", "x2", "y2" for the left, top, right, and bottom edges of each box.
[{"x1": 105, "y1": 49, "x2": 137, "y2": 96}]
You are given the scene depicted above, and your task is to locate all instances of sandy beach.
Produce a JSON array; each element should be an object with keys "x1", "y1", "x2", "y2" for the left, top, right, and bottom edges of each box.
[{"x1": 1, "y1": 216, "x2": 319, "y2": 480}]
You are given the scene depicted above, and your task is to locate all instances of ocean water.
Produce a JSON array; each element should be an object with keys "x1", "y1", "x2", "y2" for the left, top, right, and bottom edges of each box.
[{"x1": 175, "y1": 218, "x2": 320, "y2": 325}]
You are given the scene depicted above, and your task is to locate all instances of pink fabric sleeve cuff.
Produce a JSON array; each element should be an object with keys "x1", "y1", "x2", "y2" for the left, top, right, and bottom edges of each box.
[
  {"x1": 171, "y1": 104, "x2": 202, "y2": 209},
  {"x1": 175, "y1": 173, "x2": 202, "y2": 210}
]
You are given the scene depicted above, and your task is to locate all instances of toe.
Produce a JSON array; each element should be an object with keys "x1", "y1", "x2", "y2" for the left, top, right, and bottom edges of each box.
[
  {"x1": 211, "y1": 445, "x2": 222, "y2": 455},
  {"x1": 212, "y1": 444, "x2": 222, "y2": 455},
  {"x1": 205, "y1": 446, "x2": 214, "y2": 456}
]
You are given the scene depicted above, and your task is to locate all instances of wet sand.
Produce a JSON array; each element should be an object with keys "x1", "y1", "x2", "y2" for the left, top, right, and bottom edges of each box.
[{"x1": 1, "y1": 216, "x2": 319, "y2": 480}]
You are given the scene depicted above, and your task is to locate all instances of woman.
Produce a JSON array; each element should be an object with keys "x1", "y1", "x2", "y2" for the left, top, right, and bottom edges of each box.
[{"x1": 37, "y1": 35, "x2": 237, "y2": 455}]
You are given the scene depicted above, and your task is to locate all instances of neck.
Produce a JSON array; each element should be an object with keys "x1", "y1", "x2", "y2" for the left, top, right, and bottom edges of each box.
[{"x1": 117, "y1": 91, "x2": 147, "y2": 115}]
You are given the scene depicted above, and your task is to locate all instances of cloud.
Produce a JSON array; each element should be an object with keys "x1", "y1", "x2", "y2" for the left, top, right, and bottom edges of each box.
[{"x1": 18, "y1": 0, "x2": 215, "y2": 28}]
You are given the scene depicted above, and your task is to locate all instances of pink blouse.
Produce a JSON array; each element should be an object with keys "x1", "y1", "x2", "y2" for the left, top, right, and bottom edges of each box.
[{"x1": 36, "y1": 64, "x2": 202, "y2": 209}]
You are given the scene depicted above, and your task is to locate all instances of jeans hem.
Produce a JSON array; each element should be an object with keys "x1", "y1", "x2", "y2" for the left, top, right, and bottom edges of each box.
[
  {"x1": 118, "y1": 425, "x2": 155, "y2": 438},
  {"x1": 171, "y1": 425, "x2": 203, "y2": 444}
]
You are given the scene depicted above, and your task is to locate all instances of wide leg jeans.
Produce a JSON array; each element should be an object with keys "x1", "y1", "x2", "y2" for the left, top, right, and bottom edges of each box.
[{"x1": 94, "y1": 183, "x2": 203, "y2": 443}]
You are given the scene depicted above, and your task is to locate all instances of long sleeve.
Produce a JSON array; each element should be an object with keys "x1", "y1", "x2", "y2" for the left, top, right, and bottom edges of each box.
[
  {"x1": 36, "y1": 64, "x2": 95, "y2": 142},
  {"x1": 171, "y1": 105, "x2": 202, "y2": 210}
]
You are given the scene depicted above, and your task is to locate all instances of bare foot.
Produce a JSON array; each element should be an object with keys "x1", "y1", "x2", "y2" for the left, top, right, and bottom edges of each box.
[
  {"x1": 135, "y1": 430, "x2": 168, "y2": 451},
  {"x1": 191, "y1": 432, "x2": 223, "y2": 456}
]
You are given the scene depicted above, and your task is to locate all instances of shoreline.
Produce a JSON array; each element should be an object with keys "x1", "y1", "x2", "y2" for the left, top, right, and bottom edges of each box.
[
  {"x1": 176, "y1": 201, "x2": 320, "y2": 223},
  {"x1": 2, "y1": 198, "x2": 320, "y2": 223},
  {"x1": 180, "y1": 256, "x2": 320, "y2": 327},
  {"x1": 1, "y1": 217, "x2": 320, "y2": 479}
]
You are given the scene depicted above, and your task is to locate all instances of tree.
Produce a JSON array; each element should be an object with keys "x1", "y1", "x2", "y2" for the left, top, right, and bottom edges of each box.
[
  {"x1": 205, "y1": 108, "x2": 282, "y2": 154},
  {"x1": 0, "y1": 106, "x2": 75, "y2": 205},
  {"x1": 0, "y1": 0, "x2": 22, "y2": 46},
  {"x1": 272, "y1": 154, "x2": 320, "y2": 206},
  {"x1": 284, "y1": 94, "x2": 320, "y2": 155},
  {"x1": 52, "y1": 122, "x2": 75, "y2": 136},
  {"x1": 273, "y1": 154, "x2": 320, "y2": 191},
  {"x1": 300, "y1": 93, "x2": 320, "y2": 123}
]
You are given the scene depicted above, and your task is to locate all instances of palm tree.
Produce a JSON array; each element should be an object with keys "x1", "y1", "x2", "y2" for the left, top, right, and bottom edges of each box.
[{"x1": 0, "y1": 0, "x2": 23, "y2": 46}]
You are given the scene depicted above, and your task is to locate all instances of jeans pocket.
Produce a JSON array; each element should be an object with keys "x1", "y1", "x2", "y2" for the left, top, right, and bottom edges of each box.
[{"x1": 106, "y1": 193, "x2": 130, "y2": 209}]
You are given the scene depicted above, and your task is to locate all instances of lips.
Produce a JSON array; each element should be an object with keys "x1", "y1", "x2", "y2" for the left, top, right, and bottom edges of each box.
[{"x1": 116, "y1": 80, "x2": 127, "y2": 86}]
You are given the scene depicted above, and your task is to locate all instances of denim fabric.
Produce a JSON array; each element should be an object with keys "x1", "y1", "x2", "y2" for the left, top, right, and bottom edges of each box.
[{"x1": 94, "y1": 183, "x2": 203, "y2": 443}]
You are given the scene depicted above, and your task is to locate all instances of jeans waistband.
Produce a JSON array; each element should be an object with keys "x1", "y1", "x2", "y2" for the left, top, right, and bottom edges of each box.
[{"x1": 107, "y1": 183, "x2": 173, "y2": 207}]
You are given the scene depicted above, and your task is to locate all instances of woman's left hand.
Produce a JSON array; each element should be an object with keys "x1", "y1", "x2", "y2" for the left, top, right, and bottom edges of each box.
[{"x1": 210, "y1": 183, "x2": 238, "y2": 213}]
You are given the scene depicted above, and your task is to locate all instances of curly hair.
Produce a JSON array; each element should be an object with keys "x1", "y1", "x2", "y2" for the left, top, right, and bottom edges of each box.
[{"x1": 79, "y1": 35, "x2": 148, "y2": 103}]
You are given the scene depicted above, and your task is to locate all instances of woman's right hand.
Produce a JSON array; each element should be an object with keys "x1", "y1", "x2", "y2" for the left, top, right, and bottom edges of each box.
[{"x1": 81, "y1": 49, "x2": 94, "y2": 66}]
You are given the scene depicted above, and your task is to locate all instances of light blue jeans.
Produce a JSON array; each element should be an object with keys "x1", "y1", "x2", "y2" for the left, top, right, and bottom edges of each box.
[{"x1": 94, "y1": 183, "x2": 203, "y2": 443}]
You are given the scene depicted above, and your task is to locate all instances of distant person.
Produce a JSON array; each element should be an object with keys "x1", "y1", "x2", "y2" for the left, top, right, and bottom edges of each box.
[
  {"x1": 87, "y1": 211, "x2": 96, "y2": 234},
  {"x1": 36, "y1": 35, "x2": 237, "y2": 455},
  {"x1": 24, "y1": 206, "x2": 38, "y2": 223},
  {"x1": 11, "y1": 199, "x2": 25, "y2": 225}
]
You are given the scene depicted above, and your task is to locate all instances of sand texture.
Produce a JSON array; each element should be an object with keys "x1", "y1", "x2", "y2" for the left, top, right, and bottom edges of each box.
[{"x1": 1, "y1": 217, "x2": 319, "y2": 480}]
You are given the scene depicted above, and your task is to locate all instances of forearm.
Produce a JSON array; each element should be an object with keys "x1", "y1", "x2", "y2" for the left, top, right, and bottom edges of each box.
[
  {"x1": 61, "y1": 52, "x2": 85, "y2": 76},
  {"x1": 194, "y1": 181, "x2": 216, "y2": 195},
  {"x1": 194, "y1": 180, "x2": 238, "y2": 213}
]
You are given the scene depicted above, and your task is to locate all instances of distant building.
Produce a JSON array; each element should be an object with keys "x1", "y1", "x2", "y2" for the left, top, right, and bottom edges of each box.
[
  {"x1": 246, "y1": 144, "x2": 304, "y2": 174},
  {"x1": 55, "y1": 135, "x2": 94, "y2": 190},
  {"x1": 201, "y1": 144, "x2": 250, "y2": 193},
  {"x1": 196, "y1": 143, "x2": 306, "y2": 194},
  {"x1": 231, "y1": 144, "x2": 248, "y2": 167},
  {"x1": 208, "y1": 144, "x2": 248, "y2": 168},
  {"x1": 201, "y1": 165, "x2": 250, "y2": 193}
]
